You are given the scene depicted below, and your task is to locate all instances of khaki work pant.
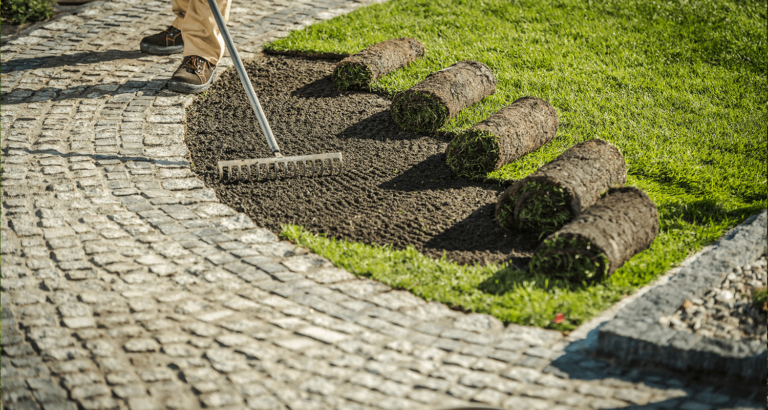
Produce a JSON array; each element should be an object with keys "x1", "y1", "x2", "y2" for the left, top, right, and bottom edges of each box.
[{"x1": 171, "y1": 0, "x2": 232, "y2": 66}]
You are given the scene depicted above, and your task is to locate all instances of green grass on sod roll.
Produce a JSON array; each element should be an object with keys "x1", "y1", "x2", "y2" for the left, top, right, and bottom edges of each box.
[
  {"x1": 528, "y1": 236, "x2": 610, "y2": 282},
  {"x1": 497, "y1": 182, "x2": 573, "y2": 237},
  {"x1": 333, "y1": 62, "x2": 373, "y2": 90},
  {"x1": 391, "y1": 91, "x2": 449, "y2": 133},
  {"x1": 445, "y1": 130, "x2": 500, "y2": 179},
  {"x1": 267, "y1": 0, "x2": 767, "y2": 330}
]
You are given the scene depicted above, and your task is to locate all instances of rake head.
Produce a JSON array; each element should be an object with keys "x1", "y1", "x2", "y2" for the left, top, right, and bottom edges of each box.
[{"x1": 218, "y1": 152, "x2": 343, "y2": 182}]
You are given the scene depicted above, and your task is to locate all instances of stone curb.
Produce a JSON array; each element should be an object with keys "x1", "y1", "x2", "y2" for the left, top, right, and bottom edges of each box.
[{"x1": 597, "y1": 211, "x2": 768, "y2": 383}]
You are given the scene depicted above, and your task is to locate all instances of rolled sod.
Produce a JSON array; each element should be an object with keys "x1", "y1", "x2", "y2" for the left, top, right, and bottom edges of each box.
[
  {"x1": 391, "y1": 60, "x2": 496, "y2": 133},
  {"x1": 332, "y1": 38, "x2": 425, "y2": 90},
  {"x1": 495, "y1": 138, "x2": 626, "y2": 235},
  {"x1": 529, "y1": 186, "x2": 659, "y2": 281},
  {"x1": 446, "y1": 96, "x2": 558, "y2": 179}
]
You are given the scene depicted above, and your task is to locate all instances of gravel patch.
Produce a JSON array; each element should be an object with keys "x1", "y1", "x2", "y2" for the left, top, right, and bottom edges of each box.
[{"x1": 659, "y1": 255, "x2": 767, "y2": 341}]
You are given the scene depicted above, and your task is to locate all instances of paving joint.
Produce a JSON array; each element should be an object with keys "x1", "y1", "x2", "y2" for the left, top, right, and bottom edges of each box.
[{"x1": 1, "y1": 0, "x2": 765, "y2": 409}]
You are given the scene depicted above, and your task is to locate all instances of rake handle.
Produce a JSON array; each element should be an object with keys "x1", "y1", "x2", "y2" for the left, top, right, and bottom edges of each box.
[{"x1": 207, "y1": 0, "x2": 281, "y2": 156}]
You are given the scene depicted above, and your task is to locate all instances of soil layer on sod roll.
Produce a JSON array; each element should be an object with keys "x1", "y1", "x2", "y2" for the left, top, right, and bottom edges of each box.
[
  {"x1": 530, "y1": 186, "x2": 659, "y2": 281},
  {"x1": 391, "y1": 60, "x2": 496, "y2": 134},
  {"x1": 185, "y1": 55, "x2": 537, "y2": 265},
  {"x1": 446, "y1": 96, "x2": 558, "y2": 179},
  {"x1": 333, "y1": 37, "x2": 425, "y2": 90},
  {"x1": 495, "y1": 138, "x2": 626, "y2": 235}
]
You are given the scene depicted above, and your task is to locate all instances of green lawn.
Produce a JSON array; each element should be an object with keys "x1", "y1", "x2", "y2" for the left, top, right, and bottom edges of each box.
[{"x1": 267, "y1": 0, "x2": 767, "y2": 330}]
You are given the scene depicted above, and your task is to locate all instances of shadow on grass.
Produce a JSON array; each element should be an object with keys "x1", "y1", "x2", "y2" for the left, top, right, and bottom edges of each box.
[
  {"x1": 657, "y1": 198, "x2": 766, "y2": 227},
  {"x1": 477, "y1": 261, "x2": 595, "y2": 294}
]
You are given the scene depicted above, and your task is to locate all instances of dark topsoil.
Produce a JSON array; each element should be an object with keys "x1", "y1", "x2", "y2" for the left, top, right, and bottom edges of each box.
[{"x1": 186, "y1": 55, "x2": 537, "y2": 265}]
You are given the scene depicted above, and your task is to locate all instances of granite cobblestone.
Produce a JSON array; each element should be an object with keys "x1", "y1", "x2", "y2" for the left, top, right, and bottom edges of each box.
[{"x1": 2, "y1": 0, "x2": 764, "y2": 409}]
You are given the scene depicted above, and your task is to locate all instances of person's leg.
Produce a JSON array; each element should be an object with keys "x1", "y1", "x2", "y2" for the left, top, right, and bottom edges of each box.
[
  {"x1": 171, "y1": 0, "x2": 190, "y2": 29},
  {"x1": 168, "y1": 0, "x2": 231, "y2": 93},
  {"x1": 180, "y1": 0, "x2": 232, "y2": 66},
  {"x1": 139, "y1": 0, "x2": 187, "y2": 55}
]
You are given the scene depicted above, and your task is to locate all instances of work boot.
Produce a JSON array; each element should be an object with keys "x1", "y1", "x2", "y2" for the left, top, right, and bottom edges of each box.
[
  {"x1": 140, "y1": 26, "x2": 183, "y2": 55},
  {"x1": 168, "y1": 55, "x2": 217, "y2": 94}
]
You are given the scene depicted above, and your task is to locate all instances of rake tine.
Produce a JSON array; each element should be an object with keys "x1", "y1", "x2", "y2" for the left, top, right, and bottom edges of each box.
[{"x1": 217, "y1": 152, "x2": 343, "y2": 182}]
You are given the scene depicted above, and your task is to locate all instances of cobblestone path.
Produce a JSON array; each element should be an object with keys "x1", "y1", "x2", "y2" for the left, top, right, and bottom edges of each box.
[{"x1": 1, "y1": 0, "x2": 763, "y2": 409}]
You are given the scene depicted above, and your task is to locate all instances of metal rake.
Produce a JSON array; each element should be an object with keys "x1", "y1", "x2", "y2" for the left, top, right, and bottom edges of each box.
[{"x1": 208, "y1": 0, "x2": 343, "y2": 182}]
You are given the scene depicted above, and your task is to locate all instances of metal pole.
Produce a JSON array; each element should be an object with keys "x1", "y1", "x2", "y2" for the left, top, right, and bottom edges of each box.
[{"x1": 206, "y1": 0, "x2": 282, "y2": 156}]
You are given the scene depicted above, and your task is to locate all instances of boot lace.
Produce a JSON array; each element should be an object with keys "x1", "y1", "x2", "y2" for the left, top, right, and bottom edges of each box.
[{"x1": 183, "y1": 56, "x2": 207, "y2": 75}]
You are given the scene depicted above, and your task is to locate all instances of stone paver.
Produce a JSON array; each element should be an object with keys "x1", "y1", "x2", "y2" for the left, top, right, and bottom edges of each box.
[{"x1": 1, "y1": 0, "x2": 764, "y2": 409}]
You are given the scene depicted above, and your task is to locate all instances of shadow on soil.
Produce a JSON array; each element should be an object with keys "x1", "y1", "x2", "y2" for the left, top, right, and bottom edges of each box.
[
  {"x1": 335, "y1": 109, "x2": 424, "y2": 144},
  {"x1": 421, "y1": 203, "x2": 535, "y2": 260},
  {"x1": 291, "y1": 74, "x2": 346, "y2": 99}
]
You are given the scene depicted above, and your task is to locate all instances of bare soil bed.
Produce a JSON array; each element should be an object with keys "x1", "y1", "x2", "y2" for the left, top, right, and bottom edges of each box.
[{"x1": 186, "y1": 55, "x2": 537, "y2": 265}]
